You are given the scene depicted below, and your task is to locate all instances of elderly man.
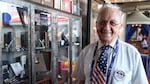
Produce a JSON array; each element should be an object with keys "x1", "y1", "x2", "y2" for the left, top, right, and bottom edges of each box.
[{"x1": 72, "y1": 4, "x2": 148, "y2": 84}]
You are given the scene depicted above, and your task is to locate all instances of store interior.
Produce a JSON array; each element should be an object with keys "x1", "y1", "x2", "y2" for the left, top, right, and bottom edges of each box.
[{"x1": 0, "y1": 0, "x2": 150, "y2": 84}]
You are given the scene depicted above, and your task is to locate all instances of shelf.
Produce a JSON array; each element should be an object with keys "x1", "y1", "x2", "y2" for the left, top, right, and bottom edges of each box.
[
  {"x1": 59, "y1": 46, "x2": 69, "y2": 49},
  {"x1": 36, "y1": 71, "x2": 51, "y2": 81},
  {"x1": 2, "y1": 51, "x2": 27, "y2": 58},
  {"x1": 40, "y1": 49, "x2": 52, "y2": 52},
  {"x1": 6, "y1": 79, "x2": 28, "y2": 84}
]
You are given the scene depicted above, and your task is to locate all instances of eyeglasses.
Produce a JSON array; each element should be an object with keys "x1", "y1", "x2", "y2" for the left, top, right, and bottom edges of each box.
[{"x1": 97, "y1": 19, "x2": 121, "y2": 27}]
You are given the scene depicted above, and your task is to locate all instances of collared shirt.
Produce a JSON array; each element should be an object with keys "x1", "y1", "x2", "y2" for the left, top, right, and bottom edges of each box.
[{"x1": 72, "y1": 39, "x2": 148, "y2": 84}]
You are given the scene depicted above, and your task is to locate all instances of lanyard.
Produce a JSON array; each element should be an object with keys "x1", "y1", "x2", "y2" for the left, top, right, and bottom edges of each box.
[
  {"x1": 90, "y1": 42, "x2": 98, "y2": 82},
  {"x1": 106, "y1": 40, "x2": 119, "y2": 84},
  {"x1": 90, "y1": 40, "x2": 119, "y2": 84}
]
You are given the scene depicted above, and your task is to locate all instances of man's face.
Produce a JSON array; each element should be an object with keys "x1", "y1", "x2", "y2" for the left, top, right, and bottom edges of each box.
[{"x1": 96, "y1": 8, "x2": 122, "y2": 44}]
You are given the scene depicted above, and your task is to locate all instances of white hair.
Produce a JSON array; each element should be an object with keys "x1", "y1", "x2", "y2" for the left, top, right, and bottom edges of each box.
[
  {"x1": 97, "y1": 3, "x2": 124, "y2": 22},
  {"x1": 102, "y1": 4, "x2": 122, "y2": 12}
]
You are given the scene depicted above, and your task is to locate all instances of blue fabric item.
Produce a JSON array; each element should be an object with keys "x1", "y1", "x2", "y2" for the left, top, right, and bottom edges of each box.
[
  {"x1": 126, "y1": 24, "x2": 132, "y2": 41},
  {"x1": 97, "y1": 46, "x2": 110, "y2": 75},
  {"x1": 142, "y1": 24, "x2": 150, "y2": 33},
  {"x1": 126, "y1": 24, "x2": 137, "y2": 41},
  {"x1": 126, "y1": 24, "x2": 150, "y2": 41},
  {"x1": 141, "y1": 24, "x2": 149, "y2": 36},
  {"x1": 2, "y1": 13, "x2": 11, "y2": 24},
  {"x1": 141, "y1": 54, "x2": 150, "y2": 78}
]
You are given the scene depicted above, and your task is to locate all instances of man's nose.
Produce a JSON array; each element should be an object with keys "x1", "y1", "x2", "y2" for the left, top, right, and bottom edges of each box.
[{"x1": 103, "y1": 22, "x2": 111, "y2": 29}]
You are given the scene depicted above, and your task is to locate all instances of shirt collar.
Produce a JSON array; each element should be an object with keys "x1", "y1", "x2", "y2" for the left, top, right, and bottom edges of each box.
[{"x1": 97, "y1": 38, "x2": 118, "y2": 50}]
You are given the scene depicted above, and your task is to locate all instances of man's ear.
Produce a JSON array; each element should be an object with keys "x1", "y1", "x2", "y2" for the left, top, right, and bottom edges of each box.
[
  {"x1": 119, "y1": 12, "x2": 126, "y2": 32},
  {"x1": 119, "y1": 24, "x2": 123, "y2": 31}
]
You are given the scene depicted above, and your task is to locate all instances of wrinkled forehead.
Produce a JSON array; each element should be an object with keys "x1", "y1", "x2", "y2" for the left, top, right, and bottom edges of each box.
[{"x1": 97, "y1": 8, "x2": 123, "y2": 21}]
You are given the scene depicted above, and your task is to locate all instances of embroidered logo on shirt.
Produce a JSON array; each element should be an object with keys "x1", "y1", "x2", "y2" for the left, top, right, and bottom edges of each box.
[{"x1": 114, "y1": 70, "x2": 126, "y2": 81}]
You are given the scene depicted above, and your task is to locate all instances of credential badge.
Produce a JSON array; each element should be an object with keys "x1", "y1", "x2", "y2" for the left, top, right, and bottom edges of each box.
[{"x1": 114, "y1": 70, "x2": 125, "y2": 81}]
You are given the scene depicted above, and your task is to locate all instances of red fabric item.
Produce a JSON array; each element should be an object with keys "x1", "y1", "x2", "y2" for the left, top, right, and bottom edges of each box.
[{"x1": 148, "y1": 78, "x2": 150, "y2": 84}]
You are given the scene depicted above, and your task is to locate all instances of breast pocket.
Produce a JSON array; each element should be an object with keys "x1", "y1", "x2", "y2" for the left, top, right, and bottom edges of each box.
[{"x1": 111, "y1": 70, "x2": 132, "y2": 84}]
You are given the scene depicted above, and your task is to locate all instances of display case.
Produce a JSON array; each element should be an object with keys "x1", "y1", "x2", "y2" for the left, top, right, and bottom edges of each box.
[
  {"x1": 0, "y1": 1, "x2": 30, "y2": 84},
  {"x1": 56, "y1": 15, "x2": 82, "y2": 83},
  {"x1": 0, "y1": 0, "x2": 82, "y2": 84},
  {"x1": 30, "y1": 4, "x2": 53, "y2": 84},
  {"x1": 54, "y1": 0, "x2": 80, "y2": 15},
  {"x1": 57, "y1": 15, "x2": 70, "y2": 83}
]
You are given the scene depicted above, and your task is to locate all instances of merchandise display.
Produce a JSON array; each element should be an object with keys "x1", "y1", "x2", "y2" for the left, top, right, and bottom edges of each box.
[{"x1": 0, "y1": 0, "x2": 81, "y2": 84}]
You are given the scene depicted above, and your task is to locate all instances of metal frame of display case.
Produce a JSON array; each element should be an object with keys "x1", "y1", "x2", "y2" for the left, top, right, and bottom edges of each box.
[
  {"x1": 0, "y1": 7, "x2": 3, "y2": 84},
  {"x1": 0, "y1": 0, "x2": 82, "y2": 84}
]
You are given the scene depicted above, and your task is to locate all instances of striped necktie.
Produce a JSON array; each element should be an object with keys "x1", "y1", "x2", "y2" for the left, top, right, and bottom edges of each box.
[{"x1": 92, "y1": 46, "x2": 110, "y2": 84}]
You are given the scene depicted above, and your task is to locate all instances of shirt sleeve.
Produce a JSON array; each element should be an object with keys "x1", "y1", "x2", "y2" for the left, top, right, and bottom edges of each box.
[
  {"x1": 132, "y1": 53, "x2": 148, "y2": 84},
  {"x1": 72, "y1": 50, "x2": 85, "y2": 81}
]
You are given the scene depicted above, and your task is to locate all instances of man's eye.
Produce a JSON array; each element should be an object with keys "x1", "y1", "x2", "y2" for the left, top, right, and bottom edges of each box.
[{"x1": 110, "y1": 21, "x2": 118, "y2": 26}]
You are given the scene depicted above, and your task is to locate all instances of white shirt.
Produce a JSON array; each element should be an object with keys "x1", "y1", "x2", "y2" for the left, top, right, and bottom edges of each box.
[{"x1": 72, "y1": 39, "x2": 148, "y2": 84}]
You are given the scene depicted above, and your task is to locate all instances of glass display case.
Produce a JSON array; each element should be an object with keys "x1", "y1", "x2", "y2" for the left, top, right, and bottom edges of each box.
[
  {"x1": 56, "y1": 15, "x2": 82, "y2": 83},
  {"x1": 0, "y1": 1, "x2": 30, "y2": 84},
  {"x1": 0, "y1": 0, "x2": 82, "y2": 84},
  {"x1": 54, "y1": 0, "x2": 80, "y2": 15},
  {"x1": 71, "y1": 18, "x2": 81, "y2": 71},
  {"x1": 70, "y1": 18, "x2": 81, "y2": 84},
  {"x1": 31, "y1": 5, "x2": 52, "y2": 84},
  {"x1": 72, "y1": 0, "x2": 80, "y2": 15},
  {"x1": 57, "y1": 15, "x2": 70, "y2": 83}
]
